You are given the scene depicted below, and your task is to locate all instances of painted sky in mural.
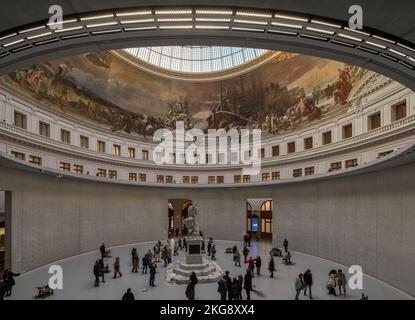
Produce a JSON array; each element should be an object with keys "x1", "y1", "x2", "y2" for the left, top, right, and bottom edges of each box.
[{"x1": 0, "y1": 50, "x2": 367, "y2": 138}]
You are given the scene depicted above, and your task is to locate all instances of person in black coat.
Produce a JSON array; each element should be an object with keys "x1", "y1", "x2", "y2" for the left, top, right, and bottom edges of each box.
[
  {"x1": 283, "y1": 238, "x2": 289, "y2": 253},
  {"x1": 303, "y1": 269, "x2": 313, "y2": 299},
  {"x1": 268, "y1": 257, "x2": 276, "y2": 278},
  {"x1": 2, "y1": 269, "x2": 20, "y2": 297},
  {"x1": 242, "y1": 246, "x2": 249, "y2": 263},
  {"x1": 254, "y1": 256, "x2": 262, "y2": 276},
  {"x1": 122, "y1": 288, "x2": 135, "y2": 300},
  {"x1": 223, "y1": 271, "x2": 233, "y2": 300},
  {"x1": 100, "y1": 243, "x2": 106, "y2": 260},
  {"x1": 207, "y1": 240, "x2": 212, "y2": 256},
  {"x1": 149, "y1": 262, "x2": 157, "y2": 287},
  {"x1": 0, "y1": 280, "x2": 8, "y2": 300},
  {"x1": 93, "y1": 260, "x2": 101, "y2": 287},
  {"x1": 186, "y1": 272, "x2": 198, "y2": 300},
  {"x1": 244, "y1": 270, "x2": 253, "y2": 300},
  {"x1": 142, "y1": 254, "x2": 149, "y2": 274}
]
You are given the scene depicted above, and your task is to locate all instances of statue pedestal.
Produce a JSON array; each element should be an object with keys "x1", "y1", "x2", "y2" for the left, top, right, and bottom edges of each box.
[{"x1": 185, "y1": 236, "x2": 203, "y2": 265}]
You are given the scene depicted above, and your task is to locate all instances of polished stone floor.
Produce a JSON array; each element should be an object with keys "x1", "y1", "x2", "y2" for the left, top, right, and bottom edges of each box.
[{"x1": 6, "y1": 240, "x2": 413, "y2": 300}]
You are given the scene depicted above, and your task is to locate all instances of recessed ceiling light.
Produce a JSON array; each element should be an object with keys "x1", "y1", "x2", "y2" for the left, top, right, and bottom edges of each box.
[
  {"x1": 271, "y1": 22, "x2": 302, "y2": 29},
  {"x1": 116, "y1": 10, "x2": 152, "y2": 17},
  {"x1": 80, "y1": 13, "x2": 114, "y2": 21},
  {"x1": 19, "y1": 25, "x2": 46, "y2": 34},
  {"x1": 120, "y1": 19, "x2": 154, "y2": 24},
  {"x1": 365, "y1": 40, "x2": 387, "y2": 49},
  {"x1": 86, "y1": 22, "x2": 118, "y2": 28},
  {"x1": 196, "y1": 9, "x2": 233, "y2": 15},
  {"x1": 235, "y1": 11, "x2": 272, "y2": 18},
  {"x1": 3, "y1": 38, "x2": 25, "y2": 47},
  {"x1": 274, "y1": 14, "x2": 308, "y2": 22},
  {"x1": 306, "y1": 26, "x2": 334, "y2": 35},
  {"x1": 54, "y1": 26, "x2": 84, "y2": 33},
  {"x1": 311, "y1": 19, "x2": 342, "y2": 28},
  {"x1": 27, "y1": 32, "x2": 52, "y2": 40},
  {"x1": 234, "y1": 19, "x2": 268, "y2": 26},
  {"x1": 338, "y1": 33, "x2": 362, "y2": 42}
]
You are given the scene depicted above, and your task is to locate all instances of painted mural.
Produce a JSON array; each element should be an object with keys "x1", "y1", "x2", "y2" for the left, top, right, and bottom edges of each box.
[{"x1": 0, "y1": 50, "x2": 367, "y2": 138}]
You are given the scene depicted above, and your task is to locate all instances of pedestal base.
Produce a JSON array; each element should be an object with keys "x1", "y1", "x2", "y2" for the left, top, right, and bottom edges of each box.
[{"x1": 166, "y1": 258, "x2": 224, "y2": 284}]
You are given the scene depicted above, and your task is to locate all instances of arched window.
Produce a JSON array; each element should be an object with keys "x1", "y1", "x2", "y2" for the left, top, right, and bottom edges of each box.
[{"x1": 260, "y1": 200, "x2": 272, "y2": 212}]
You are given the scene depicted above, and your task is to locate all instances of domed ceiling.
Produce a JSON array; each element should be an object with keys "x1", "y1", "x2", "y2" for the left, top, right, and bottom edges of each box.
[{"x1": 0, "y1": 46, "x2": 369, "y2": 139}]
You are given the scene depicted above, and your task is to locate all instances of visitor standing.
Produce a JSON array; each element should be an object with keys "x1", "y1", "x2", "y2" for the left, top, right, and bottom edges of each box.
[
  {"x1": 142, "y1": 254, "x2": 149, "y2": 274},
  {"x1": 283, "y1": 238, "x2": 289, "y2": 253},
  {"x1": 234, "y1": 249, "x2": 241, "y2": 267},
  {"x1": 242, "y1": 246, "x2": 249, "y2": 263},
  {"x1": 268, "y1": 256, "x2": 276, "y2": 278},
  {"x1": 122, "y1": 288, "x2": 135, "y2": 300},
  {"x1": 295, "y1": 274, "x2": 304, "y2": 300},
  {"x1": 244, "y1": 270, "x2": 253, "y2": 300},
  {"x1": 211, "y1": 244, "x2": 217, "y2": 260},
  {"x1": 254, "y1": 256, "x2": 262, "y2": 276},
  {"x1": 113, "y1": 257, "x2": 122, "y2": 278},
  {"x1": 100, "y1": 243, "x2": 106, "y2": 260},
  {"x1": 247, "y1": 257, "x2": 255, "y2": 277},
  {"x1": 207, "y1": 239, "x2": 212, "y2": 256},
  {"x1": 303, "y1": 269, "x2": 313, "y2": 299},
  {"x1": 98, "y1": 258, "x2": 106, "y2": 283},
  {"x1": 217, "y1": 277, "x2": 227, "y2": 300},
  {"x1": 2, "y1": 269, "x2": 20, "y2": 297},
  {"x1": 186, "y1": 272, "x2": 198, "y2": 300},
  {"x1": 237, "y1": 274, "x2": 244, "y2": 300},
  {"x1": 132, "y1": 253, "x2": 139, "y2": 273},
  {"x1": 327, "y1": 271, "x2": 337, "y2": 296},
  {"x1": 149, "y1": 262, "x2": 157, "y2": 287},
  {"x1": 336, "y1": 269, "x2": 347, "y2": 296},
  {"x1": 223, "y1": 271, "x2": 233, "y2": 300},
  {"x1": 93, "y1": 260, "x2": 101, "y2": 287}
]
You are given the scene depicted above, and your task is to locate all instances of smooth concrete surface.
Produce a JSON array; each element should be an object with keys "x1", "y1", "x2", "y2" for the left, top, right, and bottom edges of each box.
[
  {"x1": 5, "y1": 240, "x2": 413, "y2": 300},
  {"x1": 1, "y1": 160, "x2": 415, "y2": 297}
]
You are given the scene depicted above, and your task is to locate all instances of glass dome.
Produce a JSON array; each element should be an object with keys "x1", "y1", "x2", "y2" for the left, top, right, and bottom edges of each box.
[{"x1": 123, "y1": 46, "x2": 268, "y2": 74}]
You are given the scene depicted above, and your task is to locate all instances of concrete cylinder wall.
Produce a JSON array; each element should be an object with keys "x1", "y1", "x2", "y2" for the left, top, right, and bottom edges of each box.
[{"x1": 0, "y1": 162, "x2": 414, "y2": 296}]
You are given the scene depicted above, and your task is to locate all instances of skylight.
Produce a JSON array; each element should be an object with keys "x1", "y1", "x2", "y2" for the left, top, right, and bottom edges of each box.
[{"x1": 123, "y1": 46, "x2": 268, "y2": 73}]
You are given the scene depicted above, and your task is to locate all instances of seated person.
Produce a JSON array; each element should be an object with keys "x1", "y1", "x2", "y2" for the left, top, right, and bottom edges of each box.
[
  {"x1": 271, "y1": 248, "x2": 282, "y2": 257},
  {"x1": 37, "y1": 285, "x2": 53, "y2": 298}
]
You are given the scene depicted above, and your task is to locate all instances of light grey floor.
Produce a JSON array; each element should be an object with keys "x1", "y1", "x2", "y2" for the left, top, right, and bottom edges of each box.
[{"x1": 6, "y1": 240, "x2": 413, "y2": 300}]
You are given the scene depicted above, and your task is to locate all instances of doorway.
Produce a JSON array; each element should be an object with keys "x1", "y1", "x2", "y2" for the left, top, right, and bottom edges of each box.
[
  {"x1": 168, "y1": 199, "x2": 192, "y2": 238},
  {"x1": 246, "y1": 198, "x2": 273, "y2": 241}
]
